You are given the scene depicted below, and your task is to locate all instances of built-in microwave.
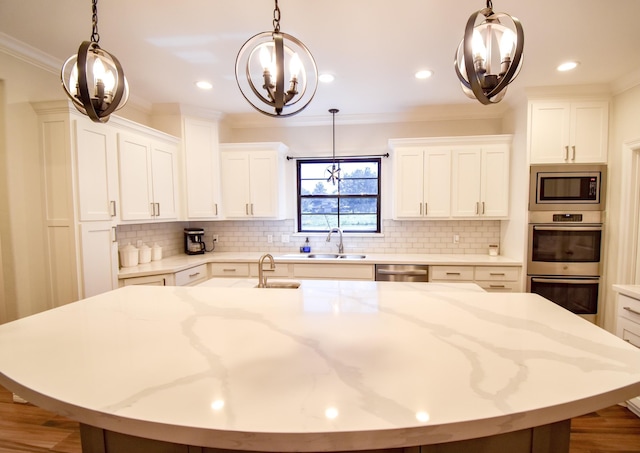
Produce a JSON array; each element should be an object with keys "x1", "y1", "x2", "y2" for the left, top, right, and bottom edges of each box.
[{"x1": 529, "y1": 164, "x2": 607, "y2": 211}]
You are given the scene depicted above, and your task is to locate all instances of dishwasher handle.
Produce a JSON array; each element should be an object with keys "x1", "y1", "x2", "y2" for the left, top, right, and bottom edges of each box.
[{"x1": 376, "y1": 269, "x2": 428, "y2": 276}]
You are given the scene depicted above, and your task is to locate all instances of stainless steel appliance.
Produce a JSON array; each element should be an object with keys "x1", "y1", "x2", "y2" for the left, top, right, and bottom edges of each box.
[
  {"x1": 529, "y1": 164, "x2": 606, "y2": 211},
  {"x1": 527, "y1": 211, "x2": 603, "y2": 321},
  {"x1": 375, "y1": 264, "x2": 429, "y2": 282},
  {"x1": 184, "y1": 228, "x2": 206, "y2": 255}
]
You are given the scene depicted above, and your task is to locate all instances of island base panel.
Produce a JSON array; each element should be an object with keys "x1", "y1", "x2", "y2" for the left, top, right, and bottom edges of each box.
[{"x1": 79, "y1": 420, "x2": 570, "y2": 453}]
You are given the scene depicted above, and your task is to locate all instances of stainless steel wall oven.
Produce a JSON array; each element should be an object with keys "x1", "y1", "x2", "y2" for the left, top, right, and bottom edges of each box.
[{"x1": 527, "y1": 210, "x2": 604, "y2": 320}]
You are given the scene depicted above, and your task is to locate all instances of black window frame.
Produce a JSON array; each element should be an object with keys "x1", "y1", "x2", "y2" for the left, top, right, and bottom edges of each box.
[{"x1": 296, "y1": 158, "x2": 381, "y2": 233}]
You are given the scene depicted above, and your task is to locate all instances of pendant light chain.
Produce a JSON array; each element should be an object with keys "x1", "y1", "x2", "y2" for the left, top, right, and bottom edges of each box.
[
  {"x1": 90, "y1": 0, "x2": 100, "y2": 43},
  {"x1": 273, "y1": 0, "x2": 281, "y2": 32}
]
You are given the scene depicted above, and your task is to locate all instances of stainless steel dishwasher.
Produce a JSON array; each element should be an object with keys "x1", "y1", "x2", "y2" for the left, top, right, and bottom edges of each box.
[{"x1": 375, "y1": 264, "x2": 429, "y2": 282}]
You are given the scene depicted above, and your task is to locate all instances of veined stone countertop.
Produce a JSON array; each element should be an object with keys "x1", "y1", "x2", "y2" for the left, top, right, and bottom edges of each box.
[
  {"x1": 118, "y1": 251, "x2": 522, "y2": 279},
  {"x1": 613, "y1": 284, "x2": 640, "y2": 300},
  {"x1": 0, "y1": 280, "x2": 639, "y2": 451}
]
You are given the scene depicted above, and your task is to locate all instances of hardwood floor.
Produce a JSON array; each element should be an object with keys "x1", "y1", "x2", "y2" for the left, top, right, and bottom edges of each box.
[{"x1": 1, "y1": 384, "x2": 639, "y2": 453}]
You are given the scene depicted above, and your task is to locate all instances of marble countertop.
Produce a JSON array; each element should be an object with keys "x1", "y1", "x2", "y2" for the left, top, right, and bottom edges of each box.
[
  {"x1": 613, "y1": 284, "x2": 640, "y2": 300},
  {"x1": 1, "y1": 280, "x2": 639, "y2": 452},
  {"x1": 118, "y1": 251, "x2": 522, "y2": 279}
]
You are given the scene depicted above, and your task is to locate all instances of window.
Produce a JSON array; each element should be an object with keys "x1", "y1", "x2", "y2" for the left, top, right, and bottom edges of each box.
[{"x1": 297, "y1": 158, "x2": 381, "y2": 233}]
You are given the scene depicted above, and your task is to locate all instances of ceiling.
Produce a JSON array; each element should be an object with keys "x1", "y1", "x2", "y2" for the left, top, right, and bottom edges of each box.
[{"x1": 1, "y1": 0, "x2": 640, "y2": 122}]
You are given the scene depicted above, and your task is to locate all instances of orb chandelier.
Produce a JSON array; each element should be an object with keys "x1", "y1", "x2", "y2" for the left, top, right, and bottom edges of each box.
[
  {"x1": 326, "y1": 108, "x2": 341, "y2": 185},
  {"x1": 235, "y1": 0, "x2": 318, "y2": 117},
  {"x1": 454, "y1": 0, "x2": 524, "y2": 105},
  {"x1": 60, "y1": 0, "x2": 129, "y2": 123}
]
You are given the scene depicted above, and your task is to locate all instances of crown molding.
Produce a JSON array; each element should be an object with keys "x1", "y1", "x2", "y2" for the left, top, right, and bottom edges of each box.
[
  {"x1": 0, "y1": 32, "x2": 60, "y2": 74},
  {"x1": 611, "y1": 67, "x2": 640, "y2": 96}
]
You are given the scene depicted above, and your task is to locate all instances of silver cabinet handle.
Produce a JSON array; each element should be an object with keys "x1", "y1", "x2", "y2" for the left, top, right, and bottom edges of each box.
[
  {"x1": 110, "y1": 200, "x2": 117, "y2": 217},
  {"x1": 214, "y1": 203, "x2": 218, "y2": 215},
  {"x1": 245, "y1": 204, "x2": 249, "y2": 215},
  {"x1": 251, "y1": 203, "x2": 254, "y2": 215},
  {"x1": 475, "y1": 202, "x2": 479, "y2": 214},
  {"x1": 481, "y1": 201, "x2": 485, "y2": 214},
  {"x1": 623, "y1": 306, "x2": 640, "y2": 316},
  {"x1": 222, "y1": 268, "x2": 237, "y2": 272},
  {"x1": 564, "y1": 145, "x2": 569, "y2": 160},
  {"x1": 156, "y1": 203, "x2": 160, "y2": 217},
  {"x1": 446, "y1": 272, "x2": 461, "y2": 276},
  {"x1": 111, "y1": 226, "x2": 117, "y2": 243},
  {"x1": 424, "y1": 202, "x2": 427, "y2": 215},
  {"x1": 150, "y1": 203, "x2": 155, "y2": 216},
  {"x1": 571, "y1": 145, "x2": 576, "y2": 161},
  {"x1": 489, "y1": 284, "x2": 507, "y2": 288},
  {"x1": 189, "y1": 272, "x2": 201, "y2": 278},
  {"x1": 419, "y1": 202, "x2": 422, "y2": 216},
  {"x1": 489, "y1": 272, "x2": 506, "y2": 276}
]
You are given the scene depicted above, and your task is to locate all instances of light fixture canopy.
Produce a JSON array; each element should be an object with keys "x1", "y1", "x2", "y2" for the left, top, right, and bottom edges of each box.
[
  {"x1": 454, "y1": 0, "x2": 524, "y2": 105},
  {"x1": 235, "y1": 0, "x2": 318, "y2": 117},
  {"x1": 326, "y1": 108, "x2": 341, "y2": 185},
  {"x1": 60, "y1": 0, "x2": 129, "y2": 123}
]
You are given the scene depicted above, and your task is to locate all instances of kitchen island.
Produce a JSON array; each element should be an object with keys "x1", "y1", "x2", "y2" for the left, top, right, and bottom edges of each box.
[{"x1": 1, "y1": 280, "x2": 639, "y2": 453}]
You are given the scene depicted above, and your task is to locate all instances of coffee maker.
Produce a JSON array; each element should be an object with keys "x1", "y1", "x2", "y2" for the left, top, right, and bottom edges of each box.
[{"x1": 184, "y1": 228, "x2": 206, "y2": 255}]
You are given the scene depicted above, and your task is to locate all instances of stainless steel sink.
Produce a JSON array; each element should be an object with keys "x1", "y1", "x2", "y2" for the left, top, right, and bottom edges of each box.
[
  {"x1": 255, "y1": 281, "x2": 301, "y2": 289},
  {"x1": 305, "y1": 254, "x2": 366, "y2": 259}
]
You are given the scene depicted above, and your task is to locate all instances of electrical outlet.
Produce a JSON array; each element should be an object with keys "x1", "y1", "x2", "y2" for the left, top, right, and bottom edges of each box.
[
  {"x1": 453, "y1": 234, "x2": 460, "y2": 244},
  {"x1": 281, "y1": 234, "x2": 290, "y2": 243},
  {"x1": 267, "y1": 234, "x2": 273, "y2": 243},
  {"x1": 213, "y1": 235, "x2": 218, "y2": 243}
]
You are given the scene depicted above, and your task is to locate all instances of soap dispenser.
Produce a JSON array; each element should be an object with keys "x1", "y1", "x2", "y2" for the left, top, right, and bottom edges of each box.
[{"x1": 301, "y1": 237, "x2": 311, "y2": 253}]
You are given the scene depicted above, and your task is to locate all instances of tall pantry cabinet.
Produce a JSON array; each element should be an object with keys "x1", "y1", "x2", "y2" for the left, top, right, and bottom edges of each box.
[{"x1": 32, "y1": 101, "x2": 180, "y2": 306}]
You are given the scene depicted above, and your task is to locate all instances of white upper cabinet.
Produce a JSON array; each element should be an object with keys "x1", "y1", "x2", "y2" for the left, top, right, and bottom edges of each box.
[
  {"x1": 390, "y1": 136, "x2": 511, "y2": 220},
  {"x1": 451, "y1": 145, "x2": 510, "y2": 218},
  {"x1": 529, "y1": 100, "x2": 609, "y2": 163},
  {"x1": 220, "y1": 142, "x2": 288, "y2": 219},
  {"x1": 393, "y1": 146, "x2": 451, "y2": 219},
  {"x1": 183, "y1": 118, "x2": 221, "y2": 219},
  {"x1": 75, "y1": 121, "x2": 119, "y2": 222},
  {"x1": 118, "y1": 133, "x2": 180, "y2": 222}
]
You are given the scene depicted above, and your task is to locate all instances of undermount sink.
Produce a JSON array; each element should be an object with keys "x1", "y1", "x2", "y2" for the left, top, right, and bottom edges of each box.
[
  {"x1": 306, "y1": 254, "x2": 366, "y2": 260},
  {"x1": 255, "y1": 281, "x2": 301, "y2": 289}
]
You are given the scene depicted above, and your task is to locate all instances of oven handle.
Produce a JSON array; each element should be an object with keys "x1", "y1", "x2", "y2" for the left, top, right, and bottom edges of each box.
[
  {"x1": 532, "y1": 225, "x2": 602, "y2": 232},
  {"x1": 531, "y1": 277, "x2": 600, "y2": 284}
]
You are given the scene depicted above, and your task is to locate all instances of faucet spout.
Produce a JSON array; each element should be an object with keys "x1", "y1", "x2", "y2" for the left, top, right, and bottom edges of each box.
[
  {"x1": 257, "y1": 254, "x2": 275, "y2": 288},
  {"x1": 326, "y1": 228, "x2": 344, "y2": 254}
]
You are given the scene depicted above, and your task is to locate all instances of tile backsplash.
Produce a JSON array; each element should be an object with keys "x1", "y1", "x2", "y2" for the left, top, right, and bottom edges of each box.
[{"x1": 117, "y1": 219, "x2": 500, "y2": 257}]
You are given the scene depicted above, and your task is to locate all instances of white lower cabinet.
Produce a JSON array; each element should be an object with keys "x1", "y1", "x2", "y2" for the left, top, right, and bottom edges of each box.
[
  {"x1": 430, "y1": 265, "x2": 521, "y2": 292},
  {"x1": 292, "y1": 264, "x2": 374, "y2": 280},
  {"x1": 122, "y1": 274, "x2": 173, "y2": 286},
  {"x1": 79, "y1": 222, "x2": 119, "y2": 298},
  {"x1": 614, "y1": 289, "x2": 640, "y2": 417},
  {"x1": 209, "y1": 263, "x2": 250, "y2": 278},
  {"x1": 175, "y1": 264, "x2": 208, "y2": 286}
]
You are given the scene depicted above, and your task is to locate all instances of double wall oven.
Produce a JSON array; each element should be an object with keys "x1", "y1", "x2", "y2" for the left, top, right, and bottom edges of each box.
[{"x1": 527, "y1": 164, "x2": 606, "y2": 322}]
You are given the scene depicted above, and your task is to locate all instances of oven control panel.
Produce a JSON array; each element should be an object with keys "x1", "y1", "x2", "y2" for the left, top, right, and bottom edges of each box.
[{"x1": 552, "y1": 213, "x2": 583, "y2": 222}]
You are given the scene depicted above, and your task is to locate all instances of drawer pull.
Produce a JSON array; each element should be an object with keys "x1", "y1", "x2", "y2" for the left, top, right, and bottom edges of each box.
[
  {"x1": 489, "y1": 284, "x2": 506, "y2": 288},
  {"x1": 624, "y1": 339, "x2": 640, "y2": 349},
  {"x1": 489, "y1": 273, "x2": 506, "y2": 276},
  {"x1": 222, "y1": 268, "x2": 237, "y2": 272},
  {"x1": 623, "y1": 306, "x2": 640, "y2": 316},
  {"x1": 446, "y1": 272, "x2": 461, "y2": 276},
  {"x1": 189, "y1": 272, "x2": 201, "y2": 278}
]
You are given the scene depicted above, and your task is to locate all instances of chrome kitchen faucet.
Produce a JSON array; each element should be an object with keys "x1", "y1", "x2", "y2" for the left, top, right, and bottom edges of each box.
[{"x1": 326, "y1": 228, "x2": 344, "y2": 254}]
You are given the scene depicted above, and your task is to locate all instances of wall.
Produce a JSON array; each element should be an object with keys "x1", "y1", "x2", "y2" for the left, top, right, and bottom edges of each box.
[
  {"x1": 117, "y1": 219, "x2": 501, "y2": 257},
  {"x1": 602, "y1": 82, "x2": 640, "y2": 332}
]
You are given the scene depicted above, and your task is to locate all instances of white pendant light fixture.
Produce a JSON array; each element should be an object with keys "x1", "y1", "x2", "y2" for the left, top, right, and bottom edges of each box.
[
  {"x1": 235, "y1": 0, "x2": 318, "y2": 117},
  {"x1": 454, "y1": 0, "x2": 524, "y2": 105},
  {"x1": 326, "y1": 108, "x2": 341, "y2": 185},
  {"x1": 60, "y1": 0, "x2": 129, "y2": 123}
]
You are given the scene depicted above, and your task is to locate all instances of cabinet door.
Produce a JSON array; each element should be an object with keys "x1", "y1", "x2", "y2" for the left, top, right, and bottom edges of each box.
[
  {"x1": 451, "y1": 148, "x2": 482, "y2": 217},
  {"x1": 570, "y1": 101, "x2": 609, "y2": 163},
  {"x1": 393, "y1": 149, "x2": 425, "y2": 218},
  {"x1": 480, "y1": 146, "x2": 509, "y2": 217},
  {"x1": 79, "y1": 222, "x2": 118, "y2": 298},
  {"x1": 220, "y1": 152, "x2": 251, "y2": 217},
  {"x1": 184, "y1": 119, "x2": 221, "y2": 219},
  {"x1": 118, "y1": 134, "x2": 154, "y2": 221},
  {"x1": 529, "y1": 102, "x2": 571, "y2": 163},
  {"x1": 150, "y1": 142, "x2": 178, "y2": 220},
  {"x1": 75, "y1": 121, "x2": 118, "y2": 221},
  {"x1": 249, "y1": 151, "x2": 279, "y2": 217},
  {"x1": 423, "y1": 147, "x2": 451, "y2": 218}
]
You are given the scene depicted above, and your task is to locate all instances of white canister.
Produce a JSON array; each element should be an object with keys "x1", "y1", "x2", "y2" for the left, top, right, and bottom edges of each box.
[
  {"x1": 151, "y1": 243, "x2": 163, "y2": 261},
  {"x1": 119, "y1": 243, "x2": 139, "y2": 268},
  {"x1": 138, "y1": 244, "x2": 152, "y2": 264}
]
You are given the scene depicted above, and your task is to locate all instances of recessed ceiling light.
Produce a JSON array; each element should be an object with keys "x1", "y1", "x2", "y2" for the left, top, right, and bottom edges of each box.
[
  {"x1": 319, "y1": 73, "x2": 335, "y2": 83},
  {"x1": 415, "y1": 70, "x2": 433, "y2": 80},
  {"x1": 196, "y1": 80, "x2": 213, "y2": 90},
  {"x1": 557, "y1": 61, "x2": 579, "y2": 72}
]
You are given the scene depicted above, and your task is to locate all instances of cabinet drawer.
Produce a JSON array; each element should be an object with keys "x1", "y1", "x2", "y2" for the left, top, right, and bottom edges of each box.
[
  {"x1": 476, "y1": 281, "x2": 518, "y2": 292},
  {"x1": 617, "y1": 318, "x2": 640, "y2": 349},
  {"x1": 293, "y1": 264, "x2": 374, "y2": 280},
  {"x1": 209, "y1": 262, "x2": 250, "y2": 277},
  {"x1": 175, "y1": 264, "x2": 208, "y2": 286},
  {"x1": 430, "y1": 266, "x2": 474, "y2": 281},
  {"x1": 474, "y1": 266, "x2": 519, "y2": 281},
  {"x1": 249, "y1": 263, "x2": 292, "y2": 278},
  {"x1": 618, "y1": 294, "x2": 640, "y2": 325},
  {"x1": 122, "y1": 274, "x2": 172, "y2": 286}
]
